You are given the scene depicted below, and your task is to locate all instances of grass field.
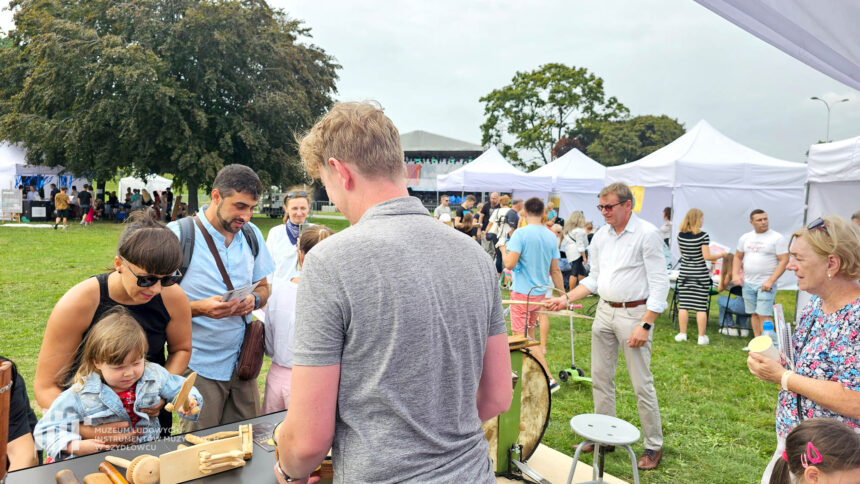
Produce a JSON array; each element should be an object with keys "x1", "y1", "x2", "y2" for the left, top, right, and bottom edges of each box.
[{"x1": 0, "y1": 216, "x2": 788, "y2": 483}]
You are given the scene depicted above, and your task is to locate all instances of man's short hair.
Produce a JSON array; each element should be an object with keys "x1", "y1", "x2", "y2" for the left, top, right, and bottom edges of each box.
[
  {"x1": 60, "y1": 186, "x2": 67, "y2": 191},
  {"x1": 524, "y1": 197, "x2": 544, "y2": 216},
  {"x1": 511, "y1": 198, "x2": 523, "y2": 207},
  {"x1": 599, "y1": 182, "x2": 635, "y2": 209},
  {"x1": 750, "y1": 209, "x2": 766, "y2": 220},
  {"x1": 441, "y1": 195, "x2": 449, "y2": 200},
  {"x1": 852, "y1": 210, "x2": 860, "y2": 221},
  {"x1": 465, "y1": 195, "x2": 476, "y2": 203},
  {"x1": 213, "y1": 164, "x2": 263, "y2": 200},
  {"x1": 299, "y1": 101, "x2": 405, "y2": 181}
]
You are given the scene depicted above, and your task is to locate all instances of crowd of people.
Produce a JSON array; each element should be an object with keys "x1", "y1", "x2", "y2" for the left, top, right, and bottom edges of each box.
[{"x1": 4, "y1": 102, "x2": 860, "y2": 482}]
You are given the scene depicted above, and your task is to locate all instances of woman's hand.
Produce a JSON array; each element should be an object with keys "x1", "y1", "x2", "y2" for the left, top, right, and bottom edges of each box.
[
  {"x1": 747, "y1": 351, "x2": 787, "y2": 385},
  {"x1": 141, "y1": 398, "x2": 165, "y2": 418}
]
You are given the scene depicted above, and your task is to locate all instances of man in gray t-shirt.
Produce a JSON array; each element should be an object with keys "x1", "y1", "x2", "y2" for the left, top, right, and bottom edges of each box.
[{"x1": 274, "y1": 102, "x2": 512, "y2": 484}]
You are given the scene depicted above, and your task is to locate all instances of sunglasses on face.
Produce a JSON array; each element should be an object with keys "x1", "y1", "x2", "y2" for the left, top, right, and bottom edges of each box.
[
  {"x1": 596, "y1": 200, "x2": 626, "y2": 212},
  {"x1": 286, "y1": 191, "x2": 309, "y2": 199},
  {"x1": 807, "y1": 217, "x2": 829, "y2": 236},
  {"x1": 121, "y1": 258, "x2": 181, "y2": 287}
]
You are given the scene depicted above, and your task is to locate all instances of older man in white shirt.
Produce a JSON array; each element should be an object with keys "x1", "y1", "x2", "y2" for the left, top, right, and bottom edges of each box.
[{"x1": 547, "y1": 182, "x2": 669, "y2": 471}]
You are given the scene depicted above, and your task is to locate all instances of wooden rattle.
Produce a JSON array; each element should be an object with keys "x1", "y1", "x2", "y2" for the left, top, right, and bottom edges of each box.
[
  {"x1": 105, "y1": 455, "x2": 160, "y2": 484},
  {"x1": 55, "y1": 469, "x2": 81, "y2": 484},
  {"x1": 164, "y1": 371, "x2": 199, "y2": 414},
  {"x1": 198, "y1": 450, "x2": 245, "y2": 474},
  {"x1": 98, "y1": 461, "x2": 129, "y2": 484}
]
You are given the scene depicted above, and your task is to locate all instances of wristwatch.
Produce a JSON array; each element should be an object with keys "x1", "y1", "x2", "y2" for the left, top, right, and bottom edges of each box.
[
  {"x1": 253, "y1": 292, "x2": 261, "y2": 310},
  {"x1": 640, "y1": 321, "x2": 652, "y2": 331}
]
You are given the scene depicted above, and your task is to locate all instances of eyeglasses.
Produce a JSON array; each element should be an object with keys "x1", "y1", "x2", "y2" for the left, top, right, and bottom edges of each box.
[
  {"x1": 807, "y1": 217, "x2": 829, "y2": 236},
  {"x1": 286, "y1": 191, "x2": 308, "y2": 199},
  {"x1": 121, "y1": 258, "x2": 181, "y2": 287},
  {"x1": 596, "y1": 201, "x2": 626, "y2": 212}
]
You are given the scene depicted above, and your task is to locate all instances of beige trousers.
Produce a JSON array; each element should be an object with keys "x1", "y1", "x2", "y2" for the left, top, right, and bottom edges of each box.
[
  {"x1": 591, "y1": 300, "x2": 663, "y2": 450},
  {"x1": 177, "y1": 367, "x2": 261, "y2": 433}
]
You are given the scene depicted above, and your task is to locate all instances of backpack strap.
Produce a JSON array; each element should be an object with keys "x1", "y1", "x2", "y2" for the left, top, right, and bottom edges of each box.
[
  {"x1": 177, "y1": 216, "x2": 196, "y2": 283},
  {"x1": 241, "y1": 224, "x2": 259, "y2": 258}
]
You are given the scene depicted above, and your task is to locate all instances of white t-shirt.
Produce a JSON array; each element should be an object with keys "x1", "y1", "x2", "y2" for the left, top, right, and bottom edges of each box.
[
  {"x1": 737, "y1": 229, "x2": 787, "y2": 285},
  {"x1": 264, "y1": 279, "x2": 297, "y2": 368},
  {"x1": 562, "y1": 227, "x2": 588, "y2": 261},
  {"x1": 266, "y1": 223, "x2": 313, "y2": 289}
]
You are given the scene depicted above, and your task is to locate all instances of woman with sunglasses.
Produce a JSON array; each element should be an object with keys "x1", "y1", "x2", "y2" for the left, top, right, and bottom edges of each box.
[
  {"x1": 266, "y1": 187, "x2": 314, "y2": 288},
  {"x1": 34, "y1": 208, "x2": 191, "y2": 441},
  {"x1": 748, "y1": 215, "x2": 860, "y2": 483}
]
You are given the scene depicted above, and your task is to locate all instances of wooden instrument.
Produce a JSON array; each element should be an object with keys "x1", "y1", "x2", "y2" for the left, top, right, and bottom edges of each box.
[
  {"x1": 98, "y1": 461, "x2": 129, "y2": 484},
  {"x1": 159, "y1": 424, "x2": 253, "y2": 484},
  {"x1": 55, "y1": 469, "x2": 82, "y2": 484},
  {"x1": 164, "y1": 372, "x2": 199, "y2": 414},
  {"x1": 82, "y1": 474, "x2": 112, "y2": 484},
  {"x1": 105, "y1": 455, "x2": 159, "y2": 484}
]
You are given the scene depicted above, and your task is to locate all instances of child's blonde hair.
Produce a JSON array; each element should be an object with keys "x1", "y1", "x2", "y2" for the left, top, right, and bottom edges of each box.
[{"x1": 74, "y1": 307, "x2": 148, "y2": 387}]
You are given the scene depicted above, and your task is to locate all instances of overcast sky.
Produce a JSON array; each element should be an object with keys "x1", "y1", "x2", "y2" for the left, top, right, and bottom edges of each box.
[{"x1": 2, "y1": 0, "x2": 857, "y2": 163}]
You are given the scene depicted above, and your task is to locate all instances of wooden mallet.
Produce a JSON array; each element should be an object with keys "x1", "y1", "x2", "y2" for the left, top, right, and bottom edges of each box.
[
  {"x1": 105, "y1": 455, "x2": 160, "y2": 484},
  {"x1": 55, "y1": 469, "x2": 81, "y2": 484},
  {"x1": 164, "y1": 372, "x2": 199, "y2": 415},
  {"x1": 98, "y1": 461, "x2": 129, "y2": 484}
]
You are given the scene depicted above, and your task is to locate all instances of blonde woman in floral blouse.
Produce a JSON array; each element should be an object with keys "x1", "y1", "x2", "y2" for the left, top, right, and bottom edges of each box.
[{"x1": 747, "y1": 215, "x2": 860, "y2": 483}]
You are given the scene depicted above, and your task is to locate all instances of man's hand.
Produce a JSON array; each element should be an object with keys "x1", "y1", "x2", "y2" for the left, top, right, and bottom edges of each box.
[
  {"x1": 545, "y1": 296, "x2": 568, "y2": 312},
  {"x1": 627, "y1": 326, "x2": 650, "y2": 348},
  {"x1": 140, "y1": 398, "x2": 165, "y2": 418},
  {"x1": 232, "y1": 294, "x2": 255, "y2": 317},
  {"x1": 194, "y1": 295, "x2": 241, "y2": 319},
  {"x1": 761, "y1": 278, "x2": 775, "y2": 292}
]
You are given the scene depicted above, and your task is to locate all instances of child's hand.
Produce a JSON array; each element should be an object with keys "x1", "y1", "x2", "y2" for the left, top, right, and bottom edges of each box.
[
  {"x1": 67, "y1": 438, "x2": 109, "y2": 456},
  {"x1": 178, "y1": 397, "x2": 200, "y2": 416}
]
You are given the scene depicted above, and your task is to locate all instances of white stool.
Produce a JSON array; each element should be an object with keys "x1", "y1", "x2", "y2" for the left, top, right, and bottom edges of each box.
[{"x1": 567, "y1": 413, "x2": 641, "y2": 484}]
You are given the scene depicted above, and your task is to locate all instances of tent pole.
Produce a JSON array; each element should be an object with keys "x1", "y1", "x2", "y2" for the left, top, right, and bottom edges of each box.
[{"x1": 795, "y1": 181, "x2": 812, "y2": 322}]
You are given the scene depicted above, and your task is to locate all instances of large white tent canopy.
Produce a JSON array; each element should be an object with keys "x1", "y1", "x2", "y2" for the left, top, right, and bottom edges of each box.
[
  {"x1": 806, "y1": 136, "x2": 860, "y2": 223},
  {"x1": 529, "y1": 148, "x2": 606, "y2": 224},
  {"x1": 118, "y1": 174, "x2": 173, "y2": 197},
  {"x1": 606, "y1": 120, "x2": 806, "y2": 288},
  {"x1": 0, "y1": 142, "x2": 88, "y2": 192},
  {"x1": 695, "y1": 0, "x2": 860, "y2": 91},
  {"x1": 436, "y1": 146, "x2": 551, "y2": 192}
]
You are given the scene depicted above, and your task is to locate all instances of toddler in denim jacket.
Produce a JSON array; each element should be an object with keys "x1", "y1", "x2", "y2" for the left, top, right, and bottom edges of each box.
[{"x1": 35, "y1": 307, "x2": 202, "y2": 461}]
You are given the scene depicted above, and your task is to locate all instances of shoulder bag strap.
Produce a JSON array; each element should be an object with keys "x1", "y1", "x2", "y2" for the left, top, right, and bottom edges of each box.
[{"x1": 194, "y1": 216, "x2": 248, "y2": 324}]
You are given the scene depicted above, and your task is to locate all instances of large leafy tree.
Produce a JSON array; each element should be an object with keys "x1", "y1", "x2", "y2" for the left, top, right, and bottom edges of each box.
[
  {"x1": 479, "y1": 63, "x2": 628, "y2": 169},
  {"x1": 585, "y1": 115, "x2": 685, "y2": 166},
  {"x1": 0, "y1": 0, "x2": 339, "y2": 210}
]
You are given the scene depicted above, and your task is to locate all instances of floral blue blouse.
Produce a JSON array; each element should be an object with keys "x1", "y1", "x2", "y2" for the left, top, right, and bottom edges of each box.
[{"x1": 776, "y1": 295, "x2": 860, "y2": 438}]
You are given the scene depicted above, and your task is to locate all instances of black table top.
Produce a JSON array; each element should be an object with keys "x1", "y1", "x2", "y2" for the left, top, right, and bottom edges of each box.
[{"x1": 9, "y1": 411, "x2": 287, "y2": 483}]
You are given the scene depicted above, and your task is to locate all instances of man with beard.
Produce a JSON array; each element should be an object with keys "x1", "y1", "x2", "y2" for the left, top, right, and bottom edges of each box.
[{"x1": 168, "y1": 164, "x2": 275, "y2": 430}]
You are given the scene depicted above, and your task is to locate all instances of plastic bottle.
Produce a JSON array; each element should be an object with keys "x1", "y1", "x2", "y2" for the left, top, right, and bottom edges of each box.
[{"x1": 762, "y1": 320, "x2": 779, "y2": 350}]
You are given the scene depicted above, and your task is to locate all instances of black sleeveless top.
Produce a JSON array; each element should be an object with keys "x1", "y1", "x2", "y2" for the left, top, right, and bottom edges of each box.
[{"x1": 63, "y1": 272, "x2": 171, "y2": 387}]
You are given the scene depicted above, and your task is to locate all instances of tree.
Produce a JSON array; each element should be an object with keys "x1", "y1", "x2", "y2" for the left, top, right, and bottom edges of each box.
[
  {"x1": 585, "y1": 115, "x2": 685, "y2": 166},
  {"x1": 0, "y1": 0, "x2": 339, "y2": 211},
  {"x1": 479, "y1": 63, "x2": 628, "y2": 170}
]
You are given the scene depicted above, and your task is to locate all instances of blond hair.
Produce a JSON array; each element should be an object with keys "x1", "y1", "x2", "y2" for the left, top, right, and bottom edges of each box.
[
  {"x1": 74, "y1": 307, "x2": 148, "y2": 387},
  {"x1": 563, "y1": 211, "x2": 586, "y2": 235},
  {"x1": 499, "y1": 195, "x2": 511, "y2": 207},
  {"x1": 680, "y1": 208, "x2": 704, "y2": 233},
  {"x1": 599, "y1": 182, "x2": 634, "y2": 208},
  {"x1": 789, "y1": 215, "x2": 860, "y2": 280},
  {"x1": 298, "y1": 101, "x2": 404, "y2": 181}
]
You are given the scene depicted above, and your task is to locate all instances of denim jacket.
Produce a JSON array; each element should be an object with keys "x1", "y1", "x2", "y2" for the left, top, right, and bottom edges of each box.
[{"x1": 34, "y1": 362, "x2": 203, "y2": 460}]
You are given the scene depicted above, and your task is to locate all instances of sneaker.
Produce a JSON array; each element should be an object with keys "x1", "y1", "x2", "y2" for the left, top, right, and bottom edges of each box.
[
  {"x1": 698, "y1": 335, "x2": 709, "y2": 345},
  {"x1": 549, "y1": 379, "x2": 560, "y2": 393},
  {"x1": 740, "y1": 329, "x2": 750, "y2": 337},
  {"x1": 727, "y1": 328, "x2": 740, "y2": 337},
  {"x1": 53, "y1": 223, "x2": 58, "y2": 230},
  {"x1": 741, "y1": 346, "x2": 750, "y2": 351},
  {"x1": 674, "y1": 333, "x2": 687, "y2": 342},
  {"x1": 718, "y1": 327, "x2": 727, "y2": 336}
]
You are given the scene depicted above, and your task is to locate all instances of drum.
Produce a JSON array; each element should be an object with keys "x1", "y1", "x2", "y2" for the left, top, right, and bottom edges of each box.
[{"x1": 481, "y1": 349, "x2": 551, "y2": 473}]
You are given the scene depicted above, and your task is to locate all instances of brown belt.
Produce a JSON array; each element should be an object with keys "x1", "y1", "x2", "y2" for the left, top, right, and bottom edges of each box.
[{"x1": 604, "y1": 298, "x2": 647, "y2": 308}]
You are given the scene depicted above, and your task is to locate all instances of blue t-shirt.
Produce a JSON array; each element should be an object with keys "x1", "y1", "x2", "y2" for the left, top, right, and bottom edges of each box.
[{"x1": 506, "y1": 224, "x2": 560, "y2": 295}]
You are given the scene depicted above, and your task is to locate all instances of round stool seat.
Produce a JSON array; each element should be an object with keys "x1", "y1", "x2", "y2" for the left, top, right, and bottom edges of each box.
[{"x1": 569, "y1": 414, "x2": 640, "y2": 446}]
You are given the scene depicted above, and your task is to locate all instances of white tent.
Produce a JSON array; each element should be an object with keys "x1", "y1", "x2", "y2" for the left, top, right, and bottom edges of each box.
[
  {"x1": 605, "y1": 120, "x2": 807, "y2": 288},
  {"x1": 694, "y1": 0, "x2": 860, "y2": 91},
  {"x1": 0, "y1": 142, "x2": 88, "y2": 192},
  {"x1": 806, "y1": 136, "x2": 860, "y2": 221},
  {"x1": 435, "y1": 146, "x2": 552, "y2": 192},
  {"x1": 118, "y1": 175, "x2": 173, "y2": 198},
  {"x1": 529, "y1": 148, "x2": 606, "y2": 224}
]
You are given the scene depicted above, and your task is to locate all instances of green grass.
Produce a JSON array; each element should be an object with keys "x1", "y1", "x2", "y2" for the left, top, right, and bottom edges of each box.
[{"x1": 1, "y1": 216, "x2": 781, "y2": 483}]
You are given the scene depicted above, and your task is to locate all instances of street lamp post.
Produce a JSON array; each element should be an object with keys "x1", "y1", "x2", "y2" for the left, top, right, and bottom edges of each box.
[{"x1": 810, "y1": 96, "x2": 850, "y2": 142}]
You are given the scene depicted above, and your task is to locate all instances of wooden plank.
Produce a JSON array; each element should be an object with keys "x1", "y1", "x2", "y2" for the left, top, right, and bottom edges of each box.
[
  {"x1": 164, "y1": 372, "x2": 197, "y2": 414},
  {"x1": 537, "y1": 310, "x2": 594, "y2": 320},
  {"x1": 159, "y1": 435, "x2": 243, "y2": 484}
]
